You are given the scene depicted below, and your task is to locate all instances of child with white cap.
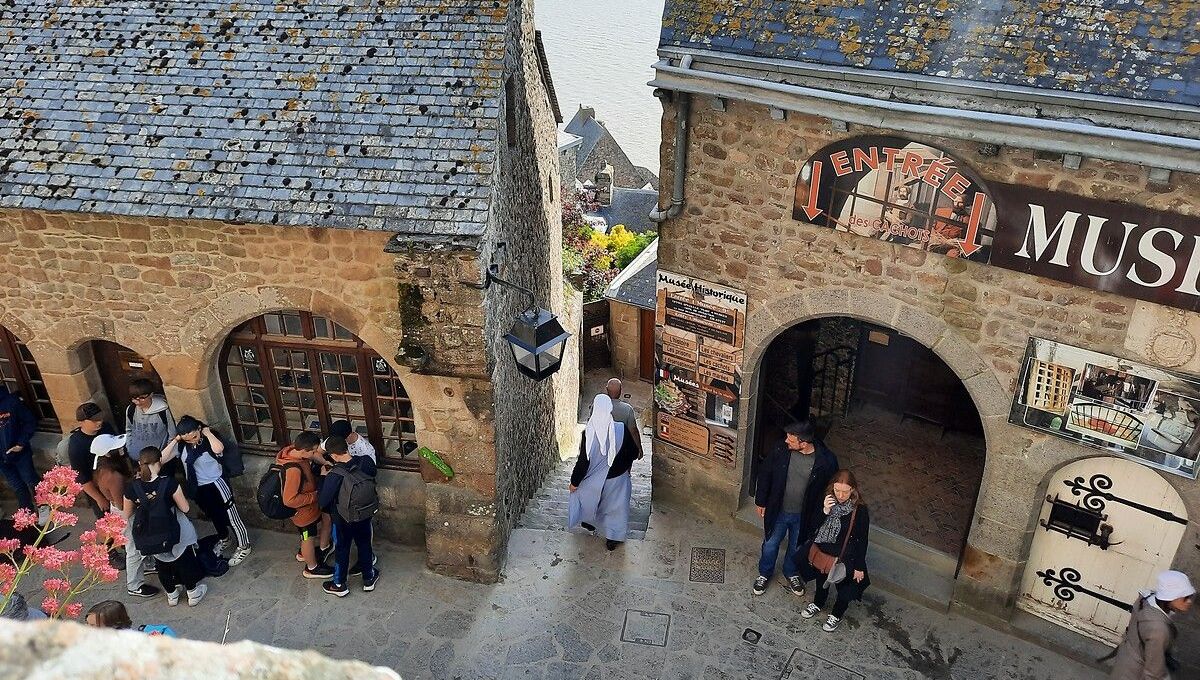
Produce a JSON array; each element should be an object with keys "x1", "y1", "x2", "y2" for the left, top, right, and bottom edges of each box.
[{"x1": 1107, "y1": 569, "x2": 1194, "y2": 679}]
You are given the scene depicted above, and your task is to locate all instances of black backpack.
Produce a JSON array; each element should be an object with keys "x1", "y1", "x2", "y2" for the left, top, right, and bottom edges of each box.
[
  {"x1": 211, "y1": 429, "x2": 244, "y2": 479},
  {"x1": 196, "y1": 534, "x2": 230, "y2": 577},
  {"x1": 330, "y1": 464, "x2": 379, "y2": 523},
  {"x1": 131, "y1": 477, "x2": 181, "y2": 555},
  {"x1": 256, "y1": 462, "x2": 301, "y2": 520}
]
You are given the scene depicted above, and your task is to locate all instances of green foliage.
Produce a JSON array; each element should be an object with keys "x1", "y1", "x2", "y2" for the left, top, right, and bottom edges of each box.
[{"x1": 560, "y1": 193, "x2": 657, "y2": 303}]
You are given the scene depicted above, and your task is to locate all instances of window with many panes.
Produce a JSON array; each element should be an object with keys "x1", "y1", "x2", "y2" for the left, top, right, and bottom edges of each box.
[
  {"x1": 219, "y1": 311, "x2": 418, "y2": 470},
  {"x1": 0, "y1": 327, "x2": 59, "y2": 432}
]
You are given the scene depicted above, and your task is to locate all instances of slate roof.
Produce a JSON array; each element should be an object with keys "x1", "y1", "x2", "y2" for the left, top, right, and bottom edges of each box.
[
  {"x1": 660, "y1": 0, "x2": 1200, "y2": 108},
  {"x1": 0, "y1": 0, "x2": 510, "y2": 237},
  {"x1": 593, "y1": 188, "x2": 660, "y2": 235},
  {"x1": 563, "y1": 107, "x2": 659, "y2": 190},
  {"x1": 605, "y1": 238, "x2": 658, "y2": 310}
]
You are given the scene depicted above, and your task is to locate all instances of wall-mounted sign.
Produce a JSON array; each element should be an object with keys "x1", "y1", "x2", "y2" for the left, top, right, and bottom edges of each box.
[
  {"x1": 794, "y1": 136, "x2": 1200, "y2": 312},
  {"x1": 654, "y1": 270, "x2": 746, "y2": 466},
  {"x1": 1011, "y1": 337, "x2": 1200, "y2": 479}
]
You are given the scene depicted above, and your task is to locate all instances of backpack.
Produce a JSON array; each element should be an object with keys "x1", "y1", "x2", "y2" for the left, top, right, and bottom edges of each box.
[
  {"x1": 126, "y1": 404, "x2": 170, "y2": 431},
  {"x1": 211, "y1": 429, "x2": 244, "y2": 479},
  {"x1": 256, "y1": 463, "x2": 301, "y2": 520},
  {"x1": 138, "y1": 624, "x2": 179, "y2": 638},
  {"x1": 331, "y1": 464, "x2": 379, "y2": 523},
  {"x1": 54, "y1": 428, "x2": 79, "y2": 466},
  {"x1": 130, "y1": 477, "x2": 181, "y2": 555},
  {"x1": 196, "y1": 534, "x2": 230, "y2": 578}
]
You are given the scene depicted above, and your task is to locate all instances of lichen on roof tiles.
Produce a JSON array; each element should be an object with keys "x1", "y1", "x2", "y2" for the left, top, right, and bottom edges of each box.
[
  {"x1": 0, "y1": 0, "x2": 512, "y2": 237},
  {"x1": 660, "y1": 0, "x2": 1200, "y2": 107}
]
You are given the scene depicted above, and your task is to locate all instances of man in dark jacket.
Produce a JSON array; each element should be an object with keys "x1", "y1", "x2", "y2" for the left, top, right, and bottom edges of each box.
[
  {"x1": 317, "y1": 436, "x2": 379, "y2": 597},
  {"x1": 752, "y1": 420, "x2": 838, "y2": 597},
  {"x1": 0, "y1": 386, "x2": 39, "y2": 513}
]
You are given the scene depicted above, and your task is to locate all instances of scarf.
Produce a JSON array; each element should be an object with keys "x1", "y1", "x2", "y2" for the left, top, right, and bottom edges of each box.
[
  {"x1": 814, "y1": 499, "x2": 855, "y2": 545},
  {"x1": 585, "y1": 394, "x2": 619, "y2": 468}
]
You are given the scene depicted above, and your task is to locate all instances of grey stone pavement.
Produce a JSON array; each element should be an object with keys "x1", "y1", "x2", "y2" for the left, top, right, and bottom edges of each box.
[{"x1": 70, "y1": 486, "x2": 1103, "y2": 680}]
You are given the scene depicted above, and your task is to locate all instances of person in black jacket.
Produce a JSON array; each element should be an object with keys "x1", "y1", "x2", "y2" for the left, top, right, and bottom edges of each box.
[
  {"x1": 752, "y1": 421, "x2": 838, "y2": 596},
  {"x1": 318, "y1": 436, "x2": 379, "y2": 597},
  {"x1": 0, "y1": 386, "x2": 39, "y2": 513},
  {"x1": 798, "y1": 469, "x2": 871, "y2": 632}
]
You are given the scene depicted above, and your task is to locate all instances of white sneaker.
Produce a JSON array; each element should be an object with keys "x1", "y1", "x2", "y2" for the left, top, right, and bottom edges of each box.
[
  {"x1": 214, "y1": 538, "x2": 231, "y2": 555},
  {"x1": 800, "y1": 603, "x2": 821, "y2": 619},
  {"x1": 228, "y1": 545, "x2": 252, "y2": 566},
  {"x1": 822, "y1": 615, "x2": 841, "y2": 632},
  {"x1": 166, "y1": 586, "x2": 182, "y2": 607},
  {"x1": 187, "y1": 583, "x2": 208, "y2": 606}
]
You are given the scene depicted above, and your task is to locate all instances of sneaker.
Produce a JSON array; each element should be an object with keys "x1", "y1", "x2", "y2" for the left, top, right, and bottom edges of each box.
[
  {"x1": 580, "y1": 522, "x2": 596, "y2": 533},
  {"x1": 786, "y1": 576, "x2": 806, "y2": 597},
  {"x1": 362, "y1": 570, "x2": 380, "y2": 592},
  {"x1": 144, "y1": 559, "x2": 157, "y2": 575},
  {"x1": 800, "y1": 603, "x2": 821, "y2": 619},
  {"x1": 166, "y1": 586, "x2": 182, "y2": 607},
  {"x1": 752, "y1": 576, "x2": 769, "y2": 596},
  {"x1": 822, "y1": 615, "x2": 841, "y2": 632},
  {"x1": 187, "y1": 583, "x2": 208, "y2": 606},
  {"x1": 317, "y1": 545, "x2": 331, "y2": 564},
  {"x1": 348, "y1": 555, "x2": 379, "y2": 577},
  {"x1": 322, "y1": 581, "x2": 349, "y2": 598},
  {"x1": 228, "y1": 545, "x2": 252, "y2": 567},
  {"x1": 303, "y1": 564, "x2": 334, "y2": 579},
  {"x1": 126, "y1": 584, "x2": 161, "y2": 599},
  {"x1": 215, "y1": 538, "x2": 232, "y2": 555}
]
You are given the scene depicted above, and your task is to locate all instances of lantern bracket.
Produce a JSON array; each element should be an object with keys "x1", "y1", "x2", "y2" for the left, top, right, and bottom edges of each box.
[{"x1": 460, "y1": 241, "x2": 537, "y2": 312}]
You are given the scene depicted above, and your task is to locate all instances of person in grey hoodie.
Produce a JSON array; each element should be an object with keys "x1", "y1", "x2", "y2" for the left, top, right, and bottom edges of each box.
[{"x1": 124, "y1": 378, "x2": 176, "y2": 464}]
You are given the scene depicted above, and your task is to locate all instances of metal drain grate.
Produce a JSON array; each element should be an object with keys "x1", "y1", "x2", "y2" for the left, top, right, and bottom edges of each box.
[
  {"x1": 689, "y1": 547, "x2": 726, "y2": 584},
  {"x1": 780, "y1": 649, "x2": 865, "y2": 680},
  {"x1": 621, "y1": 610, "x2": 670, "y2": 647}
]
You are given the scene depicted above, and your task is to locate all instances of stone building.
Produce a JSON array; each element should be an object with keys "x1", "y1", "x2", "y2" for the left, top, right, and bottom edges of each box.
[
  {"x1": 0, "y1": 0, "x2": 576, "y2": 583},
  {"x1": 605, "y1": 238, "x2": 657, "y2": 384},
  {"x1": 562, "y1": 106, "x2": 659, "y2": 190},
  {"x1": 650, "y1": 0, "x2": 1200, "y2": 665}
]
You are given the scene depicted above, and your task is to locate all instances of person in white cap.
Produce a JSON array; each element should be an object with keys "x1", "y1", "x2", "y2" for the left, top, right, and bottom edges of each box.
[
  {"x1": 91, "y1": 433, "x2": 160, "y2": 599},
  {"x1": 1107, "y1": 569, "x2": 1194, "y2": 679}
]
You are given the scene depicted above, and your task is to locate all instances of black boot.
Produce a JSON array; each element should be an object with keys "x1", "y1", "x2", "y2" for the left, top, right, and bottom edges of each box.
[
  {"x1": 580, "y1": 522, "x2": 595, "y2": 533},
  {"x1": 605, "y1": 539, "x2": 622, "y2": 551}
]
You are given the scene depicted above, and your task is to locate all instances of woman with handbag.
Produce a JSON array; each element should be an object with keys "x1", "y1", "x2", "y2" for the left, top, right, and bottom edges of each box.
[{"x1": 797, "y1": 470, "x2": 870, "y2": 631}]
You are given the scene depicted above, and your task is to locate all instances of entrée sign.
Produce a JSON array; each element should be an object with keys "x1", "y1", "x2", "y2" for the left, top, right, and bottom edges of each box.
[{"x1": 793, "y1": 136, "x2": 1200, "y2": 312}]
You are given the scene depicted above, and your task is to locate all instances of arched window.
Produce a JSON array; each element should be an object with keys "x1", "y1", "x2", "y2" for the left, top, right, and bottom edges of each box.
[
  {"x1": 0, "y1": 326, "x2": 59, "y2": 432},
  {"x1": 219, "y1": 311, "x2": 417, "y2": 470}
]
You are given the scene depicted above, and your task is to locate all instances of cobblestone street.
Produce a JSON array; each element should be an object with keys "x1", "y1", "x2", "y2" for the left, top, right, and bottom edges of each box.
[{"x1": 79, "y1": 490, "x2": 1103, "y2": 680}]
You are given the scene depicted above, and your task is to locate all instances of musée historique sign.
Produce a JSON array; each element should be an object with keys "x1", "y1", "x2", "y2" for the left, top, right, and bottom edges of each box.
[{"x1": 793, "y1": 136, "x2": 1200, "y2": 312}]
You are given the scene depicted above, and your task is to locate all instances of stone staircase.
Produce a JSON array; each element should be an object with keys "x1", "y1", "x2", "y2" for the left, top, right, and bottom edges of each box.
[{"x1": 517, "y1": 433, "x2": 653, "y2": 540}]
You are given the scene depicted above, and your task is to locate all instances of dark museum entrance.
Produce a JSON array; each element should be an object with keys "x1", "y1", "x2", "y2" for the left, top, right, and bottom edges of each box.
[{"x1": 746, "y1": 317, "x2": 987, "y2": 596}]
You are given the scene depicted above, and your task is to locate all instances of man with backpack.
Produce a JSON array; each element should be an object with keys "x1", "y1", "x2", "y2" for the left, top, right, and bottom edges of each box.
[
  {"x1": 123, "y1": 379, "x2": 176, "y2": 464},
  {"x1": 268, "y1": 431, "x2": 333, "y2": 580},
  {"x1": 317, "y1": 436, "x2": 379, "y2": 597},
  {"x1": 164, "y1": 416, "x2": 252, "y2": 567}
]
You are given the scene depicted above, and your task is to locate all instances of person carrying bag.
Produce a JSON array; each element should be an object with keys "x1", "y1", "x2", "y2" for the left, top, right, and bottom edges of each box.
[{"x1": 795, "y1": 470, "x2": 871, "y2": 632}]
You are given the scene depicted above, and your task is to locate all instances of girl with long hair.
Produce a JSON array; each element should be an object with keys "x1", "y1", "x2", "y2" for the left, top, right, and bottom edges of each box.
[{"x1": 796, "y1": 469, "x2": 871, "y2": 632}]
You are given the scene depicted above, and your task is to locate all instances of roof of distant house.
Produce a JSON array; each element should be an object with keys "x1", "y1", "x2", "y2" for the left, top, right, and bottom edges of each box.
[
  {"x1": 0, "y1": 0, "x2": 512, "y2": 238},
  {"x1": 660, "y1": 0, "x2": 1200, "y2": 108},
  {"x1": 593, "y1": 188, "x2": 660, "y2": 235},
  {"x1": 563, "y1": 106, "x2": 659, "y2": 190},
  {"x1": 605, "y1": 238, "x2": 658, "y2": 311}
]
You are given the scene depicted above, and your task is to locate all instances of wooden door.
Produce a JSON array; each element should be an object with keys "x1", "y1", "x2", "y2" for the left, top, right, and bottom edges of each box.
[
  {"x1": 92, "y1": 340, "x2": 161, "y2": 430},
  {"x1": 1018, "y1": 457, "x2": 1188, "y2": 644},
  {"x1": 638, "y1": 308, "x2": 656, "y2": 382}
]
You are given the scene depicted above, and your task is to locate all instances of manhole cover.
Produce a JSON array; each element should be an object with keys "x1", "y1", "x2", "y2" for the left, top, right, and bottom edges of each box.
[
  {"x1": 620, "y1": 610, "x2": 670, "y2": 647},
  {"x1": 741, "y1": 628, "x2": 761, "y2": 645},
  {"x1": 780, "y1": 649, "x2": 864, "y2": 680},
  {"x1": 689, "y1": 547, "x2": 726, "y2": 584}
]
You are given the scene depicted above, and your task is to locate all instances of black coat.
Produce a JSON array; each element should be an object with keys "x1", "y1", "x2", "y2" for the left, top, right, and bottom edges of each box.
[
  {"x1": 802, "y1": 502, "x2": 871, "y2": 599},
  {"x1": 754, "y1": 439, "x2": 838, "y2": 540},
  {"x1": 570, "y1": 428, "x2": 639, "y2": 486}
]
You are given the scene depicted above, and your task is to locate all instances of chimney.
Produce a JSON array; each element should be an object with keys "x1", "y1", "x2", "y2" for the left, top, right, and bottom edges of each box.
[{"x1": 595, "y1": 163, "x2": 614, "y2": 207}]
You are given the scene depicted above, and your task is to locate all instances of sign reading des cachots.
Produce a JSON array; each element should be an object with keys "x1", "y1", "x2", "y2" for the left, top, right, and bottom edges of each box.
[{"x1": 792, "y1": 135, "x2": 1200, "y2": 312}]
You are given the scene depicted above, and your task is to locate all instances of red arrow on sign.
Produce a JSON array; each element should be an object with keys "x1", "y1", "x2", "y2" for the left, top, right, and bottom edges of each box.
[
  {"x1": 958, "y1": 192, "x2": 987, "y2": 257},
  {"x1": 801, "y1": 161, "x2": 823, "y2": 222}
]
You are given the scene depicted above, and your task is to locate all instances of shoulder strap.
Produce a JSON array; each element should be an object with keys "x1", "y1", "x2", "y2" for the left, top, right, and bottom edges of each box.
[
  {"x1": 836, "y1": 505, "x2": 859, "y2": 562},
  {"x1": 158, "y1": 409, "x2": 169, "y2": 427},
  {"x1": 126, "y1": 404, "x2": 135, "y2": 426},
  {"x1": 132, "y1": 479, "x2": 150, "y2": 504}
]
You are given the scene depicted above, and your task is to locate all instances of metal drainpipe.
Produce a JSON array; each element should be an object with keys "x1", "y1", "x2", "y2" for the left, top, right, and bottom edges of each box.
[{"x1": 649, "y1": 57, "x2": 693, "y2": 223}]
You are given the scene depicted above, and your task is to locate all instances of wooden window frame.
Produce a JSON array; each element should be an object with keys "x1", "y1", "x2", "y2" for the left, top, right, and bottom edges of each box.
[
  {"x1": 219, "y1": 312, "x2": 418, "y2": 471},
  {"x1": 0, "y1": 327, "x2": 60, "y2": 433}
]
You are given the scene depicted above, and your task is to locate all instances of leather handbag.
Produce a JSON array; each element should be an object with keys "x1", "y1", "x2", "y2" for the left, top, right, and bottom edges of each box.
[{"x1": 812, "y1": 505, "x2": 858, "y2": 588}]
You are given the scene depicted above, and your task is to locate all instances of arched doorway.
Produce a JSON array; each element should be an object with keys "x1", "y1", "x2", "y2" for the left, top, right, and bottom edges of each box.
[
  {"x1": 218, "y1": 310, "x2": 419, "y2": 470},
  {"x1": 0, "y1": 326, "x2": 59, "y2": 432},
  {"x1": 1018, "y1": 457, "x2": 1188, "y2": 644},
  {"x1": 750, "y1": 316, "x2": 986, "y2": 575},
  {"x1": 89, "y1": 339, "x2": 162, "y2": 431}
]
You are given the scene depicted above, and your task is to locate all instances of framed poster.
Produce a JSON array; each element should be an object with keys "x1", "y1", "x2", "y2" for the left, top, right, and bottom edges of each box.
[
  {"x1": 654, "y1": 270, "x2": 746, "y2": 466},
  {"x1": 1011, "y1": 337, "x2": 1200, "y2": 479}
]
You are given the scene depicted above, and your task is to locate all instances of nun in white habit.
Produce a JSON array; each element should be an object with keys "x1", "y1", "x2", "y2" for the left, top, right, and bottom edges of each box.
[{"x1": 568, "y1": 394, "x2": 640, "y2": 550}]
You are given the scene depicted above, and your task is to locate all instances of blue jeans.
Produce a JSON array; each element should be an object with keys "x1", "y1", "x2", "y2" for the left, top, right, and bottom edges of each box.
[
  {"x1": 0, "y1": 451, "x2": 39, "y2": 512},
  {"x1": 758, "y1": 511, "x2": 803, "y2": 579}
]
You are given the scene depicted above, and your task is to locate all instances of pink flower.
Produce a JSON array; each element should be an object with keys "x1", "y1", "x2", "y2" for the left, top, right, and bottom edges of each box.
[
  {"x1": 34, "y1": 466, "x2": 83, "y2": 507},
  {"x1": 42, "y1": 578, "x2": 71, "y2": 593},
  {"x1": 79, "y1": 544, "x2": 109, "y2": 572},
  {"x1": 49, "y1": 511, "x2": 78, "y2": 528},
  {"x1": 0, "y1": 538, "x2": 19, "y2": 554},
  {"x1": 0, "y1": 563, "x2": 15, "y2": 585},
  {"x1": 95, "y1": 565, "x2": 119, "y2": 583},
  {"x1": 26, "y1": 546, "x2": 77, "y2": 571},
  {"x1": 11, "y1": 509, "x2": 37, "y2": 531},
  {"x1": 94, "y1": 513, "x2": 126, "y2": 541},
  {"x1": 64, "y1": 602, "x2": 83, "y2": 619},
  {"x1": 79, "y1": 530, "x2": 97, "y2": 544},
  {"x1": 41, "y1": 596, "x2": 59, "y2": 614}
]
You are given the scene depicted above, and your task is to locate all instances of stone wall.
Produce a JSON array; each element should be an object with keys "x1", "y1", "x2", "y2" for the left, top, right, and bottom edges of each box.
[
  {"x1": 0, "y1": 619, "x2": 400, "y2": 680},
  {"x1": 608, "y1": 300, "x2": 641, "y2": 380},
  {"x1": 653, "y1": 97, "x2": 1200, "y2": 645}
]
